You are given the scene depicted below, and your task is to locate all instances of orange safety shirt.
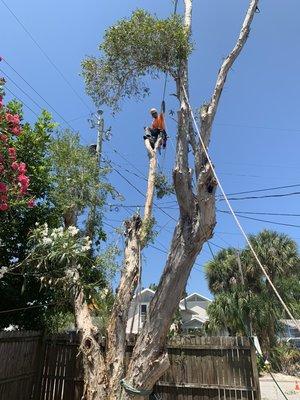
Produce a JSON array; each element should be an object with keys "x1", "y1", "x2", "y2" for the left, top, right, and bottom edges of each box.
[{"x1": 151, "y1": 113, "x2": 165, "y2": 131}]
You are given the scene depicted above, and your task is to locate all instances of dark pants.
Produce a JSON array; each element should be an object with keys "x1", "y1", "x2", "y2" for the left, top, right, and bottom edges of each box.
[{"x1": 144, "y1": 128, "x2": 167, "y2": 149}]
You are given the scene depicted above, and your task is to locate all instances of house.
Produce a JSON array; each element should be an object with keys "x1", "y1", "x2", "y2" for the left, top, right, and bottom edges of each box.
[
  {"x1": 126, "y1": 288, "x2": 211, "y2": 334},
  {"x1": 279, "y1": 319, "x2": 300, "y2": 349}
]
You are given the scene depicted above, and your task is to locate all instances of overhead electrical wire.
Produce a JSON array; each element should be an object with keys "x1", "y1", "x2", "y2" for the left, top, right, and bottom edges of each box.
[
  {"x1": 1, "y1": 60, "x2": 78, "y2": 131},
  {"x1": 5, "y1": 86, "x2": 39, "y2": 117},
  {"x1": 218, "y1": 210, "x2": 300, "y2": 229},
  {"x1": 0, "y1": 0, "x2": 91, "y2": 112}
]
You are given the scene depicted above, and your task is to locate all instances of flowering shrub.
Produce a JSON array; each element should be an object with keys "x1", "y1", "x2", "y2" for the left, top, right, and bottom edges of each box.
[
  {"x1": 0, "y1": 80, "x2": 34, "y2": 211},
  {"x1": 26, "y1": 223, "x2": 118, "y2": 292}
]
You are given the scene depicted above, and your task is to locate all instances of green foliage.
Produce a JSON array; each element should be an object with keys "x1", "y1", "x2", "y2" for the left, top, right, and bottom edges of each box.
[
  {"x1": 140, "y1": 216, "x2": 157, "y2": 246},
  {"x1": 270, "y1": 342, "x2": 300, "y2": 375},
  {"x1": 205, "y1": 230, "x2": 300, "y2": 354},
  {"x1": 82, "y1": 10, "x2": 192, "y2": 110},
  {"x1": 154, "y1": 172, "x2": 174, "y2": 199},
  {"x1": 0, "y1": 105, "x2": 61, "y2": 331},
  {"x1": 49, "y1": 130, "x2": 111, "y2": 217}
]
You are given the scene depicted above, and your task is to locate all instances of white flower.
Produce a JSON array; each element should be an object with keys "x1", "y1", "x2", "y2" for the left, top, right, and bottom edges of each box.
[
  {"x1": 0, "y1": 266, "x2": 8, "y2": 279},
  {"x1": 41, "y1": 223, "x2": 49, "y2": 237},
  {"x1": 62, "y1": 243, "x2": 68, "y2": 249},
  {"x1": 42, "y1": 237, "x2": 53, "y2": 245},
  {"x1": 51, "y1": 227, "x2": 64, "y2": 239},
  {"x1": 68, "y1": 226, "x2": 79, "y2": 237},
  {"x1": 81, "y1": 244, "x2": 91, "y2": 252}
]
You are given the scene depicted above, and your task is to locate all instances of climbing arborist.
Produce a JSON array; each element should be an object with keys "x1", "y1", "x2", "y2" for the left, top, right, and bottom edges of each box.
[{"x1": 143, "y1": 101, "x2": 167, "y2": 150}]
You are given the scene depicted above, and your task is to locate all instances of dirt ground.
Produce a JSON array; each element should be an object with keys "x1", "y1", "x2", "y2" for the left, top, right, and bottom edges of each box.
[{"x1": 260, "y1": 373, "x2": 300, "y2": 400}]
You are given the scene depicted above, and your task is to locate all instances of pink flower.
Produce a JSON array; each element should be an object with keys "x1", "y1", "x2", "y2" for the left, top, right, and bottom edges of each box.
[
  {"x1": 0, "y1": 134, "x2": 8, "y2": 142},
  {"x1": 0, "y1": 194, "x2": 8, "y2": 202},
  {"x1": 11, "y1": 126, "x2": 21, "y2": 136},
  {"x1": 11, "y1": 161, "x2": 19, "y2": 171},
  {"x1": 0, "y1": 203, "x2": 9, "y2": 211},
  {"x1": 8, "y1": 147, "x2": 16, "y2": 158},
  {"x1": 18, "y1": 162, "x2": 27, "y2": 174},
  {"x1": 6, "y1": 113, "x2": 20, "y2": 125},
  {"x1": 18, "y1": 174, "x2": 30, "y2": 194},
  {"x1": 0, "y1": 182, "x2": 7, "y2": 193},
  {"x1": 0, "y1": 96, "x2": 3, "y2": 108},
  {"x1": 0, "y1": 164, "x2": 4, "y2": 173},
  {"x1": 27, "y1": 198, "x2": 35, "y2": 208}
]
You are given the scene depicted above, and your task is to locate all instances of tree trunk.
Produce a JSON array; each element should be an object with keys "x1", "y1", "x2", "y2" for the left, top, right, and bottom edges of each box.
[
  {"x1": 103, "y1": 138, "x2": 162, "y2": 400},
  {"x1": 74, "y1": 281, "x2": 108, "y2": 400}
]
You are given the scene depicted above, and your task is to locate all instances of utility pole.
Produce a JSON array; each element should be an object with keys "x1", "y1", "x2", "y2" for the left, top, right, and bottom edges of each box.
[
  {"x1": 86, "y1": 110, "x2": 111, "y2": 242},
  {"x1": 88, "y1": 109, "x2": 111, "y2": 167}
]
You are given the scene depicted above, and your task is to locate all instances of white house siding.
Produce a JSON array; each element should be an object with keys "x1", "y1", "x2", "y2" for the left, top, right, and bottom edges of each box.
[{"x1": 126, "y1": 289, "x2": 212, "y2": 335}]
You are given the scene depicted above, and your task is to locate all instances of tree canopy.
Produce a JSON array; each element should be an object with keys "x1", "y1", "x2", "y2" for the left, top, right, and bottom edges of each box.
[{"x1": 82, "y1": 10, "x2": 192, "y2": 111}]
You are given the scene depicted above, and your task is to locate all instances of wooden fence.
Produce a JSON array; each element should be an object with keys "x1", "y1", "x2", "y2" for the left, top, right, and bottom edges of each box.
[{"x1": 0, "y1": 332, "x2": 261, "y2": 400}]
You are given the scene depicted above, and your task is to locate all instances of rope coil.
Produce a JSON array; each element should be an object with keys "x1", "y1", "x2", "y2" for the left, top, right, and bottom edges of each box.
[{"x1": 120, "y1": 379, "x2": 152, "y2": 396}]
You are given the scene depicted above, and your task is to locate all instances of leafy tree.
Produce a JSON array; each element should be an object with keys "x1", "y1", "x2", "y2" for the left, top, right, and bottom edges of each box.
[
  {"x1": 205, "y1": 230, "x2": 300, "y2": 352},
  {"x1": 82, "y1": 10, "x2": 191, "y2": 112},
  {"x1": 0, "y1": 81, "x2": 60, "y2": 330}
]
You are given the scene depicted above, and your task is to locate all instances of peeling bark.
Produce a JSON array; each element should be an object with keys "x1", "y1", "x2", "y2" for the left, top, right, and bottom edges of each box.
[{"x1": 74, "y1": 277, "x2": 108, "y2": 400}]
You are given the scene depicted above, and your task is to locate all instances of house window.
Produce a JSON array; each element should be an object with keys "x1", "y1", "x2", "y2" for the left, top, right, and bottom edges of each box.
[{"x1": 140, "y1": 304, "x2": 147, "y2": 325}]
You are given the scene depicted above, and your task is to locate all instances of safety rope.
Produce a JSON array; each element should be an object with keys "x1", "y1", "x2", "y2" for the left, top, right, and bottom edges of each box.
[
  {"x1": 182, "y1": 85, "x2": 300, "y2": 333},
  {"x1": 120, "y1": 379, "x2": 152, "y2": 396}
]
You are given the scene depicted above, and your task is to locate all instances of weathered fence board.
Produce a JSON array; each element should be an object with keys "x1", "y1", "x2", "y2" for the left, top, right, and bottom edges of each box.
[
  {"x1": 0, "y1": 332, "x2": 261, "y2": 400},
  {"x1": 0, "y1": 331, "x2": 42, "y2": 400}
]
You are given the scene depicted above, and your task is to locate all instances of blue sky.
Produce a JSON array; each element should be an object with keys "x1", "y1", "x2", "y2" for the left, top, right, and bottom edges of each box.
[{"x1": 2, "y1": 0, "x2": 300, "y2": 298}]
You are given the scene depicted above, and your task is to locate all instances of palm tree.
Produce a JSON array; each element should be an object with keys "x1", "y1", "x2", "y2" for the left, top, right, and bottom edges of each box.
[{"x1": 205, "y1": 230, "x2": 300, "y2": 352}]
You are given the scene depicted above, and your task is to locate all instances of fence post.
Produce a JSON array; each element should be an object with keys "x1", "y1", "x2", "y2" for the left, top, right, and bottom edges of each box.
[
  {"x1": 250, "y1": 342, "x2": 261, "y2": 400},
  {"x1": 33, "y1": 333, "x2": 46, "y2": 400}
]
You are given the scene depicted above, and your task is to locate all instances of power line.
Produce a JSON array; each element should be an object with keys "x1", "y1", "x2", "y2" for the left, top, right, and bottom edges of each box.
[
  {"x1": 1, "y1": 59, "x2": 78, "y2": 131},
  {"x1": 0, "y1": 0, "x2": 91, "y2": 112},
  {"x1": 221, "y1": 191, "x2": 300, "y2": 202},
  {"x1": 1, "y1": 67, "x2": 44, "y2": 111},
  {"x1": 218, "y1": 209, "x2": 300, "y2": 217},
  {"x1": 219, "y1": 183, "x2": 300, "y2": 197},
  {"x1": 5, "y1": 86, "x2": 39, "y2": 117},
  {"x1": 218, "y1": 209, "x2": 300, "y2": 228}
]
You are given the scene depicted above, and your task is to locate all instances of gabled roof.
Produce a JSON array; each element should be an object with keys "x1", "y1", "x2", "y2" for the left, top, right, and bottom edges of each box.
[
  {"x1": 132, "y1": 288, "x2": 155, "y2": 300},
  {"x1": 182, "y1": 317, "x2": 207, "y2": 327},
  {"x1": 180, "y1": 292, "x2": 212, "y2": 304}
]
